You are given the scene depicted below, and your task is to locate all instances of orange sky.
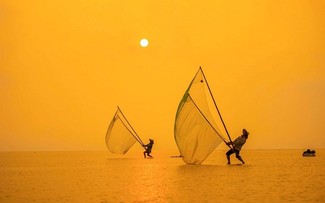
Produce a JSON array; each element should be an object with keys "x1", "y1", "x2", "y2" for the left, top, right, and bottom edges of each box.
[{"x1": 1, "y1": 0, "x2": 325, "y2": 151}]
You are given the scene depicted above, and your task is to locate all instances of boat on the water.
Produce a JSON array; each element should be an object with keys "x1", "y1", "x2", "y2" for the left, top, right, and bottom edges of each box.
[{"x1": 303, "y1": 149, "x2": 316, "y2": 157}]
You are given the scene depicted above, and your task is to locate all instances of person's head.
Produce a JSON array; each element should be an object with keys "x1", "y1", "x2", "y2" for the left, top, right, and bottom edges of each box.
[
  {"x1": 149, "y1": 139, "x2": 154, "y2": 144},
  {"x1": 242, "y1": 129, "x2": 249, "y2": 138}
]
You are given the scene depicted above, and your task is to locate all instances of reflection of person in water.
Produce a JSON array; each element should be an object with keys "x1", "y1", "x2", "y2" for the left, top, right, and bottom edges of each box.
[{"x1": 143, "y1": 139, "x2": 154, "y2": 158}]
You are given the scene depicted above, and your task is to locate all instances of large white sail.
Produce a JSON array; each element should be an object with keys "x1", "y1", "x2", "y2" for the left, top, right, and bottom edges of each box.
[
  {"x1": 106, "y1": 107, "x2": 144, "y2": 154},
  {"x1": 174, "y1": 67, "x2": 230, "y2": 164}
]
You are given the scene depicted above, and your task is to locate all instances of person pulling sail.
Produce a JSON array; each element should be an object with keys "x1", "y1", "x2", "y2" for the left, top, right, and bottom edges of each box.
[
  {"x1": 143, "y1": 139, "x2": 154, "y2": 158},
  {"x1": 226, "y1": 129, "x2": 249, "y2": 164}
]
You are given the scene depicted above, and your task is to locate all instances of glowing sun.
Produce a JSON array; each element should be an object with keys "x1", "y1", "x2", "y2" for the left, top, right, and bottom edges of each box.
[{"x1": 140, "y1": 39, "x2": 149, "y2": 47}]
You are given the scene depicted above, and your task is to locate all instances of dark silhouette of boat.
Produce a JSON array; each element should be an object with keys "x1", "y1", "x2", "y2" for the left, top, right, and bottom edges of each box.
[{"x1": 303, "y1": 149, "x2": 316, "y2": 157}]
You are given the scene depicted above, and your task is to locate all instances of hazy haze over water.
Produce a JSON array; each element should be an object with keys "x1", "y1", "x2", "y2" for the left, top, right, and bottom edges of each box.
[{"x1": 0, "y1": 149, "x2": 324, "y2": 202}]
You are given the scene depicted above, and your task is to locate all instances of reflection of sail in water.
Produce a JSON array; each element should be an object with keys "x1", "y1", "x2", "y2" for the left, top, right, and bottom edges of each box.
[
  {"x1": 106, "y1": 107, "x2": 145, "y2": 154},
  {"x1": 174, "y1": 67, "x2": 232, "y2": 164}
]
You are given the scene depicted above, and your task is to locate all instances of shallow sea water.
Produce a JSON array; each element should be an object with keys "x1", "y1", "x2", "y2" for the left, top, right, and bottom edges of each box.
[{"x1": 0, "y1": 149, "x2": 324, "y2": 203}]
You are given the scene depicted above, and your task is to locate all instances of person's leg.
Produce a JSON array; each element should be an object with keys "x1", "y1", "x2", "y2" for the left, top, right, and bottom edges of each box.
[
  {"x1": 143, "y1": 151, "x2": 146, "y2": 158},
  {"x1": 226, "y1": 149, "x2": 234, "y2": 164},
  {"x1": 147, "y1": 149, "x2": 152, "y2": 158},
  {"x1": 235, "y1": 151, "x2": 245, "y2": 164}
]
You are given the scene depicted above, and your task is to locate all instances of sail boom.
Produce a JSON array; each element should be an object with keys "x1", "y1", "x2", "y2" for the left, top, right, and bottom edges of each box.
[
  {"x1": 199, "y1": 67, "x2": 232, "y2": 143},
  {"x1": 106, "y1": 107, "x2": 146, "y2": 154},
  {"x1": 117, "y1": 106, "x2": 145, "y2": 146},
  {"x1": 188, "y1": 94, "x2": 228, "y2": 144}
]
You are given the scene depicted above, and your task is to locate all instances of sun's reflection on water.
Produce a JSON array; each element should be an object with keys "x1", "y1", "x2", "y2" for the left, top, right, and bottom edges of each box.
[{"x1": 123, "y1": 158, "x2": 170, "y2": 202}]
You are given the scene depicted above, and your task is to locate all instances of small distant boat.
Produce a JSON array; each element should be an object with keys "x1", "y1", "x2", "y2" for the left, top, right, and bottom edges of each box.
[
  {"x1": 303, "y1": 149, "x2": 316, "y2": 157},
  {"x1": 170, "y1": 155, "x2": 182, "y2": 158}
]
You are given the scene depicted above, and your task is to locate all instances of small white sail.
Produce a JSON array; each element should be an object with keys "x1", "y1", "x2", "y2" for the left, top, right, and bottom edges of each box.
[
  {"x1": 174, "y1": 67, "x2": 230, "y2": 164},
  {"x1": 106, "y1": 107, "x2": 144, "y2": 154}
]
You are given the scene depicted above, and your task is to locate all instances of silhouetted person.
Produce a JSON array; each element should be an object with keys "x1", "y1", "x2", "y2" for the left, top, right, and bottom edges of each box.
[
  {"x1": 226, "y1": 129, "x2": 249, "y2": 164},
  {"x1": 143, "y1": 139, "x2": 154, "y2": 158}
]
